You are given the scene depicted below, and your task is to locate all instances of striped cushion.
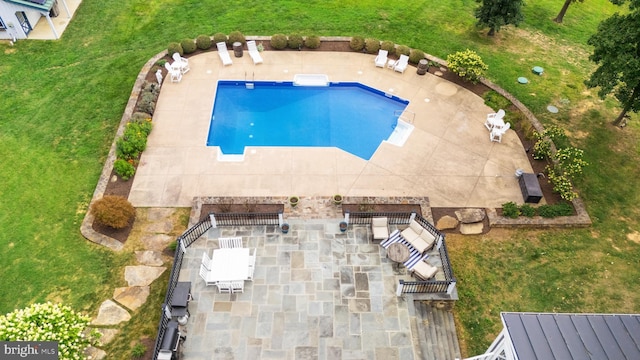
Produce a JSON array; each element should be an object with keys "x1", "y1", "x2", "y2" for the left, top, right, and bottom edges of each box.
[{"x1": 381, "y1": 230, "x2": 429, "y2": 270}]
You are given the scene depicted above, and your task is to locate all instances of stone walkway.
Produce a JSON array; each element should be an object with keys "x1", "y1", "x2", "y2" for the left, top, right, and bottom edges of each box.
[{"x1": 177, "y1": 219, "x2": 447, "y2": 360}]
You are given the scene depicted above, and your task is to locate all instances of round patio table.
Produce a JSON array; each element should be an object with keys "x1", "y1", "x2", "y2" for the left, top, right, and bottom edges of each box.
[{"x1": 387, "y1": 243, "x2": 410, "y2": 269}]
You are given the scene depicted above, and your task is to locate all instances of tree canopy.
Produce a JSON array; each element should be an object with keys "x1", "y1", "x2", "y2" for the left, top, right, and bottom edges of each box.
[
  {"x1": 474, "y1": 0, "x2": 525, "y2": 36},
  {"x1": 585, "y1": 0, "x2": 640, "y2": 125}
]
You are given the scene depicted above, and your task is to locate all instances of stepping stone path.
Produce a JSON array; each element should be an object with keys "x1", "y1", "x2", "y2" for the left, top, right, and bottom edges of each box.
[{"x1": 84, "y1": 208, "x2": 177, "y2": 359}]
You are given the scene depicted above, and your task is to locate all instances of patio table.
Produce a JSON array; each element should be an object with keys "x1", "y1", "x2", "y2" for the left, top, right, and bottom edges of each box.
[
  {"x1": 387, "y1": 242, "x2": 410, "y2": 270},
  {"x1": 207, "y1": 248, "x2": 250, "y2": 282}
]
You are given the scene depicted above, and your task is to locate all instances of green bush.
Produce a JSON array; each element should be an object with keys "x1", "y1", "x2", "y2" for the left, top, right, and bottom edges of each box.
[
  {"x1": 227, "y1": 30, "x2": 245, "y2": 46},
  {"x1": 180, "y1": 38, "x2": 197, "y2": 54},
  {"x1": 116, "y1": 122, "x2": 151, "y2": 160},
  {"x1": 213, "y1": 32, "x2": 227, "y2": 44},
  {"x1": 135, "y1": 93, "x2": 155, "y2": 115},
  {"x1": 537, "y1": 202, "x2": 574, "y2": 218},
  {"x1": 349, "y1": 36, "x2": 365, "y2": 52},
  {"x1": 288, "y1": 34, "x2": 304, "y2": 49},
  {"x1": 305, "y1": 35, "x2": 321, "y2": 49},
  {"x1": 409, "y1": 49, "x2": 425, "y2": 64},
  {"x1": 482, "y1": 91, "x2": 511, "y2": 111},
  {"x1": 446, "y1": 49, "x2": 488, "y2": 83},
  {"x1": 364, "y1": 38, "x2": 380, "y2": 54},
  {"x1": 270, "y1": 34, "x2": 288, "y2": 50},
  {"x1": 167, "y1": 42, "x2": 183, "y2": 56},
  {"x1": 131, "y1": 343, "x2": 146, "y2": 359},
  {"x1": 380, "y1": 41, "x2": 395, "y2": 56},
  {"x1": 396, "y1": 45, "x2": 410, "y2": 56},
  {"x1": 502, "y1": 201, "x2": 520, "y2": 218},
  {"x1": 131, "y1": 112, "x2": 152, "y2": 122},
  {"x1": 113, "y1": 159, "x2": 135, "y2": 180},
  {"x1": 92, "y1": 195, "x2": 136, "y2": 229},
  {"x1": 195, "y1": 34, "x2": 211, "y2": 50},
  {"x1": 519, "y1": 204, "x2": 536, "y2": 217}
]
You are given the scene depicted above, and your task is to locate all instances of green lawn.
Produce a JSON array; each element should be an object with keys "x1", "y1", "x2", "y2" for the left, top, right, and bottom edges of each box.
[{"x1": 1, "y1": 0, "x2": 639, "y2": 357}]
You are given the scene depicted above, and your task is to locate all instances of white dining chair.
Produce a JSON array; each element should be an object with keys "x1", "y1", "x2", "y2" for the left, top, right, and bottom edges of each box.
[
  {"x1": 216, "y1": 281, "x2": 232, "y2": 293},
  {"x1": 199, "y1": 264, "x2": 215, "y2": 286},
  {"x1": 231, "y1": 281, "x2": 244, "y2": 293},
  {"x1": 485, "y1": 109, "x2": 505, "y2": 130},
  {"x1": 201, "y1": 252, "x2": 212, "y2": 270}
]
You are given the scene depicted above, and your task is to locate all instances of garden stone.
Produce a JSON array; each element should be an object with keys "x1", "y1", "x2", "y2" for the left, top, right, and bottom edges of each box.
[
  {"x1": 436, "y1": 215, "x2": 459, "y2": 230},
  {"x1": 94, "y1": 328, "x2": 119, "y2": 346},
  {"x1": 124, "y1": 265, "x2": 166, "y2": 286},
  {"x1": 113, "y1": 286, "x2": 150, "y2": 311},
  {"x1": 92, "y1": 300, "x2": 131, "y2": 325},
  {"x1": 455, "y1": 208, "x2": 485, "y2": 223},
  {"x1": 135, "y1": 250, "x2": 164, "y2": 266},
  {"x1": 85, "y1": 346, "x2": 106, "y2": 360},
  {"x1": 459, "y1": 222, "x2": 484, "y2": 235}
]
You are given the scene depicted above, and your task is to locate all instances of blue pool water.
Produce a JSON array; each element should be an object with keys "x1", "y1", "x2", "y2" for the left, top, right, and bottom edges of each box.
[{"x1": 206, "y1": 81, "x2": 409, "y2": 160}]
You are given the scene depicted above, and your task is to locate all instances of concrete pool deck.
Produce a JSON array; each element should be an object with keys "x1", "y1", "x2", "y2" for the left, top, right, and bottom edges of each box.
[{"x1": 129, "y1": 50, "x2": 534, "y2": 208}]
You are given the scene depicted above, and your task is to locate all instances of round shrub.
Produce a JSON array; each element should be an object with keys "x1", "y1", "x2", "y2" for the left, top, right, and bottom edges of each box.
[
  {"x1": 195, "y1": 34, "x2": 211, "y2": 50},
  {"x1": 228, "y1": 31, "x2": 246, "y2": 46},
  {"x1": 519, "y1": 204, "x2": 536, "y2": 217},
  {"x1": 364, "y1": 38, "x2": 380, "y2": 54},
  {"x1": 92, "y1": 195, "x2": 136, "y2": 229},
  {"x1": 271, "y1": 34, "x2": 288, "y2": 50},
  {"x1": 396, "y1": 45, "x2": 410, "y2": 56},
  {"x1": 213, "y1": 32, "x2": 227, "y2": 44},
  {"x1": 114, "y1": 159, "x2": 135, "y2": 180},
  {"x1": 305, "y1": 35, "x2": 321, "y2": 49},
  {"x1": 288, "y1": 34, "x2": 304, "y2": 49},
  {"x1": 350, "y1": 36, "x2": 365, "y2": 52},
  {"x1": 181, "y1": 38, "x2": 197, "y2": 54},
  {"x1": 409, "y1": 49, "x2": 425, "y2": 64},
  {"x1": 380, "y1": 41, "x2": 395, "y2": 56},
  {"x1": 167, "y1": 42, "x2": 183, "y2": 56},
  {"x1": 502, "y1": 201, "x2": 520, "y2": 219},
  {"x1": 446, "y1": 49, "x2": 488, "y2": 84}
]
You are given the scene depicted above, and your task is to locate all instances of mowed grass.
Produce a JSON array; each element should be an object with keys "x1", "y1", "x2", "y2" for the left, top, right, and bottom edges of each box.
[{"x1": 1, "y1": 0, "x2": 639, "y2": 357}]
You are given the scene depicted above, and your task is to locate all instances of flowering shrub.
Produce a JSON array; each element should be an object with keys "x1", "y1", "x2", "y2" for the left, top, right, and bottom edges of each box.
[
  {"x1": 446, "y1": 49, "x2": 488, "y2": 83},
  {"x1": 545, "y1": 146, "x2": 588, "y2": 201},
  {"x1": 0, "y1": 302, "x2": 99, "y2": 360},
  {"x1": 532, "y1": 125, "x2": 567, "y2": 160}
]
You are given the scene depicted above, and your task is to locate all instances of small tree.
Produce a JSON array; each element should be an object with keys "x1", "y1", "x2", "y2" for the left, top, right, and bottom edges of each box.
[
  {"x1": 585, "y1": 0, "x2": 640, "y2": 126},
  {"x1": 0, "y1": 302, "x2": 100, "y2": 360},
  {"x1": 554, "y1": 0, "x2": 584, "y2": 23},
  {"x1": 475, "y1": 0, "x2": 525, "y2": 36},
  {"x1": 446, "y1": 49, "x2": 488, "y2": 83}
]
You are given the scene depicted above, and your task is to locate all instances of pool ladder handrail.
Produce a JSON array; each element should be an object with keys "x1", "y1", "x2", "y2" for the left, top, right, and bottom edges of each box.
[
  {"x1": 245, "y1": 71, "x2": 255, "y2": 89},
  {"x1": 395, "y1": 109, "x2": 415, "y2": 124}
]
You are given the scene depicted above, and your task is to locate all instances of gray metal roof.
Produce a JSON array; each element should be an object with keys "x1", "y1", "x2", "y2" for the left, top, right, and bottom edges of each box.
[{"x1": 502, "y1": 312, "x2": 640, "y2": 360}]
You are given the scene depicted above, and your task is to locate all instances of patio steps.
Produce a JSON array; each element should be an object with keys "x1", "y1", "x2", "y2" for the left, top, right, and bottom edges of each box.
[{"x1": 412, "y1": 301, "x2": 462, "y2": 360}]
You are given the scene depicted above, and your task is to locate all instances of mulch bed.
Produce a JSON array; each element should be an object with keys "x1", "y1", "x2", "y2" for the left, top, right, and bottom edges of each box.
[
  {"x1": 342, "y1": 203, "x2": 422, "y2": 215},
  {"x1": 97, "y1": 40, "x2": 568, "y2": 241}
]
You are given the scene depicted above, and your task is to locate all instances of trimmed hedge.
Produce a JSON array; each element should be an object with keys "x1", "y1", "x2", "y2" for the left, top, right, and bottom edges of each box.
[
  {"x1": 167, "y1": 42, "x2": 183, "y2": 56},
  {"x1": 228, "y1": 31, "x2": 246, "y2": 46},
  {"x1": 195, "y1": 35, "x2": 211, "y2": 50},
  {"x1": 350, "y1": 36, "x2": 365, "y2": 52},
  {"x1": 213, "y1": 32, "x2": 227, "y2": 44},
  {"x1": 288, "y1": 34, "x2": 304, "y2": 49},
  {"x1": 305, "y1": 35, "x2": 321, "y2": 49},
  {"x1": 364, "y1": 38, "x2": 380, "y2": 54},
  {"x1": 180, "y1": 38, "x2": 197, "y2": 54},
  {"x1": 271, "y1": 34, "x2": 288, "y2": 50}
]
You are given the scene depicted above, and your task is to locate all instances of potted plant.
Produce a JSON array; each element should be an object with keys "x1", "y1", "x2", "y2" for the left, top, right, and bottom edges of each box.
[
  {"x1": 281, "y1": 223, "x2": 290, "y2": 234},
  {"x1": 289, "y1": 196, "x2": 299, "y2": 207},
  {"x1": 339, "y1": 221, "x2": 348, "y2": 232},
  {"x1": 333, "y1": 194, "x2": 343, "y2": 205}
]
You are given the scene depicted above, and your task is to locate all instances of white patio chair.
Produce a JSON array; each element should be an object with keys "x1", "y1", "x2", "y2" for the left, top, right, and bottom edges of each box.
[
  {"x1": 201, "y1": 252, "x2": 212, "y2": 270},
  {"x1": 164, "y1": 62, "x2": 182, "y2": 83},
  {"x1": 231, "y1": 237, "x2": 243, "y2": 248},
  {"x1": 247, "y1": 265, "x2": 254, "y2": 281},
  {"x1": 490, "y1": 122, "x2": 511, "y2": 143},
  {"x1": 485, "y1": 109, "x2": 505, "y2": 130},
  {"x1": 199, "y1": 264, "x2": 215, "y2": 286},
  {"x1": 247, "y1": 40, "x2": 263, "y2": 64},
  {"x1": 411, "y1": 261, "x2": 438, "y2": 280},
  {"x1": 171, "y1": 52, "x2": 190, "y2": 74},
  {"x1": 393, "y1": 54, "x2": 409, "y2": 73},
  {"x1": 216, "y1": 42, "x2": 233, "y2": 66},
  {"x1": 371, "y1": 217, "x2": 389, "y2": 242},
  {"x1": 216, "y1": 281, "x2": 232, "y2": 293},
  {"x1": 231, "y1": 281, "x2": 244, "y2": 293},
  {"x1": 374, "y1": 49, "x2": 388, "y2": 68}
]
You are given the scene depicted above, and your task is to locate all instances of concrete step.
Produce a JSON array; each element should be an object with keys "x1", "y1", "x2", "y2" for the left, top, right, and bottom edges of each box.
[{"x1": 411, "y1": 301, "x2": 462, "y2": 360}]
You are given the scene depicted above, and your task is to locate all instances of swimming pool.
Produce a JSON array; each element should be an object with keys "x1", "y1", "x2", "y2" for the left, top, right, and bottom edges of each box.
[{"x1": 206, "y1": 81, "x2": 410, "y2": 160}]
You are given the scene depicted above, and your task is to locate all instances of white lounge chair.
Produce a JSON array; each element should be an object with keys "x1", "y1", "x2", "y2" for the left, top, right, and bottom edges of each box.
[
  {"x1": 490, "y1": 122, "x2": 511, "y2": 143},
  {"x1": 171, "y1": 52, "x2": 190, "y2": 74},
  {"x1": 485, "y1": 109, "x2": 506, "y2": 130},
  {"x1": 374, "y1": 50, "x2": 388, "y2": 68},
  {"x1": 216, "y1": 42, "x2": 233, "y2": 66},
  {"x1": 393, "y1": 54, "x2": 409, "y2": 73},
  {"x1": 371, "y1": 217, "x2": 389, "y2": 241},
  {"x1": 246, "y1": 40, "x2": 263, "y2": 64},
  {"x1": 164, "y1": 62, "x2": 182, "y2": 83}
]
